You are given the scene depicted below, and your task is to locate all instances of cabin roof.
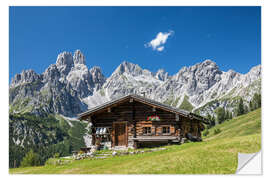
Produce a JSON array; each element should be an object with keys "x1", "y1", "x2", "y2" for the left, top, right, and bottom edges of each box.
[{"x1": 78, "y1": 94, "x2": 209, "y2": 124}]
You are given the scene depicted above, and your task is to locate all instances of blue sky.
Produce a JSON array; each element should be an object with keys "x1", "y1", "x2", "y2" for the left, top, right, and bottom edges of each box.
[{"x1": 9, "y1": 6, "x2": 261, "y2": 80}]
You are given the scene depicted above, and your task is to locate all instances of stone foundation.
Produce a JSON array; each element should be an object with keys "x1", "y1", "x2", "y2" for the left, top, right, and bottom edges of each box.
[
  {"x1": 128, "y1": 136, "x2": 135, "y2": 149},
  {"x1": 100, "y1": 141, "x2": 112, "y2": 149}
]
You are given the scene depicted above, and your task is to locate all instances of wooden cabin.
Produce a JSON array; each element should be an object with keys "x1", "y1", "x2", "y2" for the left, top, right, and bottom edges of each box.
[{"x1": 78, "y1": 94, "x2": 208, "y2": 149}]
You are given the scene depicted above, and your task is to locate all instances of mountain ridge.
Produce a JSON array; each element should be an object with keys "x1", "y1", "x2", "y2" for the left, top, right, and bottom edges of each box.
[{"x1": 9, "y1": 50, "x2": 261, "y2": 117}]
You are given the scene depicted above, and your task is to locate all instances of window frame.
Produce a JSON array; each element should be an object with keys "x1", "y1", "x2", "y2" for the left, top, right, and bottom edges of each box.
[
  {"x1": 143, "y1": 127, "x2": 152, "y2": 135},
  {"x1": 162, "y1": 126, "x2": 170, "y2": 135}
]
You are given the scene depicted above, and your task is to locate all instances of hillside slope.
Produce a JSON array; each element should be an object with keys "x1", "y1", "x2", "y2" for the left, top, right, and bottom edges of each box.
[
  {"x1": 10, "y1": 108, "x2": 261, "y2": 174},
  {"x1": 9, "y1": 113, "x2": 90, "y2": 168},
  {"x1": 204, "y1": 108, "x2": 261, "y2": 140}
]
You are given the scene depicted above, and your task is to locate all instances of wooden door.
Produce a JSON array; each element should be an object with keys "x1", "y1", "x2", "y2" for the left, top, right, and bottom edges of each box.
[{"x1": 114, "y1": 122, "x2": 127, "y2": 146}]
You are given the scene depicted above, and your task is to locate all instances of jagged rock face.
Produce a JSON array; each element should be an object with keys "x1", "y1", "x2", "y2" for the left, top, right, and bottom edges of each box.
[
  {"x1": 56, "y1": 52, "x2": 74, "y2": 77},
  {"x1": 43, "y1": 64, "x2": 60, "y2": 82},
  {"x1": 73, "y1": 50, "x2": 86, "y2": 65},
  {"x1": 85, "y1": 59, "x2": 261, "y2": 118},
  {"x1": 102, "y1": 61, "x2": 161, "y2": 100},
  {"x1": 9, "y1": 50, "x2": 105, "y2": 117},
  {"x1": 9, "y1": 50, "x2": 261, "y2": 117},
  {"x1": 89, "y1": 66, "x2": 106, "y2": 89},
  {"x1": 155, "y1": 69, "x2": 168, "y2": 81},
  {"x1": 172, "y1": 60, "x2": 222, "y2": 96},
  {"x1": 243, "y1": 65, "x2": 261, "y2": 85},
  {"x1": 11, "y1": 69, "x2": 42, "y2": 88},
  {"x1": 66, "y1": 64, "x2": 92, "y2": 98}
]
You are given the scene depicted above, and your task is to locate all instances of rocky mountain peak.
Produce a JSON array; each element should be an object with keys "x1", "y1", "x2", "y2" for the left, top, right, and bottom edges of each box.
[
  {"x1": 175, "y1": 59, "x2": 220, "y2": 78},
  {"x1": 55, "y1": 52, "x2": 74, "y2": 75},
  {"x1": 89, "y1": 66, "x2": 106, "y2": 84},
  {"x1": 155, "y1": 69, "x2": 169, "y2": 81},
  {"x1": 73, "y1": 50, "x2": 86, "y2": 65},
  {"x1": 9, "y1": 51, "x2": 261, "y2": 118},
  {"x1": 171, "y1": 59, "x2": 223, "y2": 97},
  {"x1": 248, "y1": 64, "x2": 261, "y2": 77},
  {"x1": 42, "y1": 64, "x2": 60, "y2": 82},
  {"x1": 113, "y1": 61, "x2": 143, "y2": 76},
  {"x1": 243, "y1": 64, "x2": 261, "y2": 83},
  {"x1": 201, "y1": 59, "x2": 217, "y2": 66},
  {"x1": 56, "y1": 52, "x2": 73, "y2": 66},
  {"x1": 10, "y1": 69, "x2": 41, "y2": 88}
]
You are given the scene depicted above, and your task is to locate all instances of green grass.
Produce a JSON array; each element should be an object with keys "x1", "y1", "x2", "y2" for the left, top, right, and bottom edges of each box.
[
  {"x1": 172, "y1": 97, "x2": 180, "y2": 107},
  {"x1": 179, "y1": 95, "x2": 194, "y2": 111},
  {"x1": 203, "y1": 108, "x2": 261, "y2": 140},
  {"x1": 10, "y1": 109, "x2": 261, "y2": 174},
  {"x1": 163, "y1": 96, "x2": 174, "y2": 106}
]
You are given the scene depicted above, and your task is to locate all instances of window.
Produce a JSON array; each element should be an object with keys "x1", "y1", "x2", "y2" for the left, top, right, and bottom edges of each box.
[
  {"x1": 162, "y1": 126, "x2": 170, "y2": 134},
  {"x1": 143, "y1": 127, "x2": 151, "y2": 135}
]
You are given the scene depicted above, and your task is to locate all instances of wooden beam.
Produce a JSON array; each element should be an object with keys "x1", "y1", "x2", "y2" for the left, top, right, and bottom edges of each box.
[
  {"x1": 87, "y1": 116, "x2": 92, "y2": 122},
  {"x1": 126, "y1": 121, "x2": 128, "y2": 147},
  {"x1": 132, "y1": 101, "x2": 136, "y2": 138}
]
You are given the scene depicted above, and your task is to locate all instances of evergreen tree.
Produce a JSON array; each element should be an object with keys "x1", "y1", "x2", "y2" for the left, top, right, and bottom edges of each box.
[
  {"x1": 206, "y1": 113, "x2": 212, "y2": 128},
  {"x1": 211, "y1": 116, "x2": 216, "y2": 127},
  {"x1": 244, "y1": 105, "x2": 249, "y2": 114},
  {"x1": 229, "y1": 112, "x2": 233, "y2": 119},
  {"x1": 225, "y1": 110, "x2": 230, "y2": 120},
  {"x1": 249, "y1": 100, "x2": 254, "y2": 111},
  {"x1": 236, "y1": 98, "x2": 245, "y2": 116},
  {"x1": 258, "y1": 93, "x2": 261, "y2": 108},
  {"x1": 215, "y1": 107, "x2": 226, "y2": 124},
  {"x1": 206, "y1": 113, "x2": 211, "y2": 121},
  {"x1": 20, "y1": 149, "x2": 40, "y2": 167},
  {"x1": 252, "y1": 93, "x2": 261, "y2": 109}
]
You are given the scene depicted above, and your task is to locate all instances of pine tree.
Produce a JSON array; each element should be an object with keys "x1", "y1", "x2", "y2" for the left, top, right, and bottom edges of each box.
[
  {"x1": 206, "y1": 113, "x2": 211, "y2": 121},
  {"x1": 225, "y1": 110, "x2": 230, "y2": 120},
  {"x1": 215, "y1": 107, "x2": 225, "y2": 124},
  {"x1": 237, "y1": 98, "x2": 245, "y2": 116},
  {"x1": 252, "y1": 93, "x2": 261, "y2": 109},
  {"x1": 206, "y1": 113, "x2": 212, "y2": 128},
  {"x1": 244, "y1": 105, "x2": 249, "y2": 114},
  {"x1": 249, "y1": 100, "x2": 254, "y2": 111},
  {"x1": 229, "y1": 112, "x2": 233, "y2": 119},
  {"x1": 258, "y1": 93, "x2": 261, "y2": 108},
  {"x1": 20, "y1": 149, "x2": 40, "y2": 167},
  {"x1": 211, "y1": 116, "x2": 216, "y2": 127}
]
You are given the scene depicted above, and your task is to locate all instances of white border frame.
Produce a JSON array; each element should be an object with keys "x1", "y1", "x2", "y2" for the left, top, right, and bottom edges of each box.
[{"x1": 1, "y1": 0, "x2": 269, "y2": 180}]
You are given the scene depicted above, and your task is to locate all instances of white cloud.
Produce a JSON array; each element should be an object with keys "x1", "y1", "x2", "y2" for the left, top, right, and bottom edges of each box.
[
  {"x1": 145, "y1": 30, "x2": 174, "y2": 51},
  {"x1": 157, "y1": 46, "x2": 164, "y2": 52}
]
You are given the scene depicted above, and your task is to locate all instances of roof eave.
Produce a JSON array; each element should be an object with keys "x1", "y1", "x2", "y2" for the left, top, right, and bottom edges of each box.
[{"x1": 77, "y1": 94, "x2": 209, "y2": 124}]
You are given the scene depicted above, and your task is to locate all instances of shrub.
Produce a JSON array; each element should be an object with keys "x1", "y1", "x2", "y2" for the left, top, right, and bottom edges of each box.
[
  {"x1": 45, "y1": 158, "x2": 71, "y2": 166},
  {"x1": 20, "y1": 149, "x2": 40, "y2": 167},
  {"x1": 53, "y1": 153, "x2": 60, "y2": 158},
  {"x1": 78, "y1": 150, "x2": 84, "y2": 155},
  {"x1": 203, "y1": 129, "x2": 209, "y2": 137},
  {"x1": 45, "y1": 158, "x2": 59, "y2": 166},
  {"x1": 214, "y1": 128, "x2": 221, "y2": 135}
]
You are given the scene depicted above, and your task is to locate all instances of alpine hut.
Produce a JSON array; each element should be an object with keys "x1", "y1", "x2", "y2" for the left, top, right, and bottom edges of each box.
[{"x1": 78, "y1": 94, "x2": 208, "y2": 149}]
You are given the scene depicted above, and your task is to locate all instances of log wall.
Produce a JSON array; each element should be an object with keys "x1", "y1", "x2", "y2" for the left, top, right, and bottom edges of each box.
[{"x1": 85, "y1": 99, "x2": 204, "y2": 147}]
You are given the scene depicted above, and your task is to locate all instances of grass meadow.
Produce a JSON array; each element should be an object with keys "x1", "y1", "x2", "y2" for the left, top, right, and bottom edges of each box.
[{"x1": 9, "y1": 108, "x2": 261, "y2": 174}]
